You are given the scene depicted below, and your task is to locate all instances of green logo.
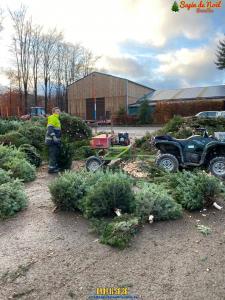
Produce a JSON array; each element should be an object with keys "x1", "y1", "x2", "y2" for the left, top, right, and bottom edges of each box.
[{"x1": 171, "y1": 1, "x2": 180, "y2": 12}]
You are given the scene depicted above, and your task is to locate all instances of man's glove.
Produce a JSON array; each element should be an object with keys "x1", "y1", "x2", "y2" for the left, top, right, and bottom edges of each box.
[{"x1": 52, "y1": 135, "x2": 60, "y2": 144}]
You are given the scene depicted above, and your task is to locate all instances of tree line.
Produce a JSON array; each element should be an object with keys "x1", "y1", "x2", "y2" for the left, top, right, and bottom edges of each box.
[
  {"x1": 1, "y1": 5, "x2": 98, "y2": 113},
  {"x1": 1, "y1": 4, "x2": 225, "y2": 116}
]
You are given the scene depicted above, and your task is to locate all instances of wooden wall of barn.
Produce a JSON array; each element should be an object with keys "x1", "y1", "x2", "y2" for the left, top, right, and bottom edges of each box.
[
  {"x1": 68, "y1": 73, "x2": 153, "y2": 119},
  {"x1": 127, "y1": 81, "x2": 152, "y2": 106}
]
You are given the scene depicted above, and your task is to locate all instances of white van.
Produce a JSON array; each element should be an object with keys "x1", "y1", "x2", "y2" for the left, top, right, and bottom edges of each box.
[{"x1": 195, "y1": 111, "x2": 225, "y2": 118}]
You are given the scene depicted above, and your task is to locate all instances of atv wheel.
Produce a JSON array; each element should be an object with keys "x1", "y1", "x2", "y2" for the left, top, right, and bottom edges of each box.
[
  {"x1": 86, "y1": 156, "x2": 103, "y2": 172},
  {"x1": 155, "y1": 154, "x2": 179, "y2": 172},
  {"x1": 209, "y1": 157, "x2": 225, "y2": 178}
]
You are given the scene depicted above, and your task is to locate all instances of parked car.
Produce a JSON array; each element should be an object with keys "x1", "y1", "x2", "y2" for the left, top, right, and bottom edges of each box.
[{"x1": 195, "y1": 111, "x2": 225, "y2": 118}]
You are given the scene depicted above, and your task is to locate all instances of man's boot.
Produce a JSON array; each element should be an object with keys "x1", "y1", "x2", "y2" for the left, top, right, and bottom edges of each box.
[{"x1": 48, "y1": 166, "x2": 59, "y2": 174}]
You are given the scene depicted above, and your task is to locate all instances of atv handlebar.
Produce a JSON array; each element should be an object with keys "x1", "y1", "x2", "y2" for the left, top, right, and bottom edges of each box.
[{"x1": 193, "y1": 127, "x2": 209, "y2": 138}]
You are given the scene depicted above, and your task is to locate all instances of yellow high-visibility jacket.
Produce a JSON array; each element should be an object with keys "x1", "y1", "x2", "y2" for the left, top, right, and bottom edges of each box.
[{"x1": 45, "y1": 114, "x2": 61, "y2": 145}]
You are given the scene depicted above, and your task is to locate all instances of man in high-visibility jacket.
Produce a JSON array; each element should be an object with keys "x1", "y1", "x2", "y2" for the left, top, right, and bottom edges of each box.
[{"x1": 45, "y1": 107, "x2": 62, "y2": 173}]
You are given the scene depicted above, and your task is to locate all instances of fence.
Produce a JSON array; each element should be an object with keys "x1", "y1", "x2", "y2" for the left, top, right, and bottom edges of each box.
[
  {"x1": 153, "y1": 99, "x2": 225, "y2": 124},
  {"x1": 0, "y1": 91, "x2": 63, "y2": 117}
]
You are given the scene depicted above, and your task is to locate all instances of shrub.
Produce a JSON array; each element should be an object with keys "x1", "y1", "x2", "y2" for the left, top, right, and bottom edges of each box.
[
  {"x1": 57, "y1": 140, "x2": 74, "y2": 170},
  {"x1": 49, "y1": 170, "x2": 108, "y2": 212},
  {"x1": 158, "y1": 116, "x2": 225, "y2": 139},
  {"x1": 175, "y1": 126, "x2": 193, "y2": 139},
  {"x1": 138, "y1": 99, "x2": 153, "y2": 124},
  {"x1": 18, "y1": 124, "x2": 46, "y2": 151},
  {"x1": 0, "y1": 131, "x2": 29, "y2": 148},
  {"x1": 162, "y1": 115, "x2": 184, "y2": 134},
  {"x1": 138, "y1": 162, "x2": 167, "y2": 180},
  {"x1": 60, "y1": 113, "x2": 92, "y2": 142},
  {"x1": 83, "y1": 170, "x2": 107, "y2": 188},
  {"x1": 30, "y1": 116, "x2": 47, "y2": 127},
  {"x1": 0, "y1": 145, "x2": 36, "y2": 182},
  {"x1": 89, "y1": 217, "x2": 109, "y2": 235},
  {"x1": 117, "y1": 106, "x2": 127, "y2": 118},
  {"x1": 100, "y1": 215, "x2": 140, "y2": 249},
  {"x1": 4, "y1": 158, "x2": 36, "y2": 182},
  {"x1": 19, "y1": 144, "x2": 42, "y2": 167},
  {"x1": 0, "y1": 144, "x2": 25, "y2": 165},
  {"x1": 166, "y1": 171, "x2": 221, "y2": 210},
  {"x1": 0, "y1": 169, "x2": 12, "y2": 184},
  {"x1": 0, "y1": 119, "x2": 22, "y2": 135},
  {"x1": 73, "y1": 146, "x2": 95, "y2": 160},
  {"x1": 186, "y1": 116, "x2": 225, "y2": 136},
  {"x1": 72, "y1": 140, "x2": 90, "y2": 148},
  {"x1": 135, "y1": 183, "x2": 182, "y2": 223},
  {"x1": 82, "y1": 171, "x2": 135, "y2": 218},
  {"x1": 0, "y1": 180, "x2": 28, "y2": 219},
  {"x1": 49, "y1": 171, "x2": 87, "y2": 211},
  {"x1": 134, "y1": 132, "x2": 157, "y2": 154}
]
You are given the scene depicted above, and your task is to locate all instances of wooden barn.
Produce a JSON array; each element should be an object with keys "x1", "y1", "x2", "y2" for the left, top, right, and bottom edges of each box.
[{"x1": 67, "y1": 72, "x2": 154, "y2": 121}]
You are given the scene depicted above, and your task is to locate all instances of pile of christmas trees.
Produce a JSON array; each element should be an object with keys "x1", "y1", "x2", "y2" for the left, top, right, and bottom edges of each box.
[{"x1": 49, "y1": 167, "x2": 222, "y2": 249}]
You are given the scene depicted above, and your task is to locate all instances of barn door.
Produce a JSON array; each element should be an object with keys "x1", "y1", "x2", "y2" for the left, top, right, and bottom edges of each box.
[
  {"x1": 86, "y1": 98, "x2": 95, "y2": 120},
  {"x1": 96, "y1": 98, "x2": 105, "y2": 120},
  {"x1": 86, "y1": 97, "x2": 105, "y2": 120}
]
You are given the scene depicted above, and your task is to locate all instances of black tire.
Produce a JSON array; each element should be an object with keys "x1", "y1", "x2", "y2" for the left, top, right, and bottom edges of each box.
[
  {"x1": 209, "y1": 156, "x2": 225, "y2": 178},
  {"x1": 155, "y1": 153, "x2": 179, "y2": 173},
  {"x1": 86, "y1": 156, "x2": 103, "y2": 172}
]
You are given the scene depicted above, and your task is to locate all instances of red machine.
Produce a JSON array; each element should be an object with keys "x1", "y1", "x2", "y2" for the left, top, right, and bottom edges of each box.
[{"x1": 90, "y1": 134, "x2": 112, "y2": 149}]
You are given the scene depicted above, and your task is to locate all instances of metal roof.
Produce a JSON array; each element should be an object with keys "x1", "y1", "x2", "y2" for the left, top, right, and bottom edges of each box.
[
  {"x1": 68, "y1": 71, "x2": 155, "y2": 91},
  {"x1": 137, "y1": 85, "x2": 225, "y2": 103}
]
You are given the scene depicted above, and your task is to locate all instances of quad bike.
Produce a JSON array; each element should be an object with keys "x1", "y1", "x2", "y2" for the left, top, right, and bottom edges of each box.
[{"x1": 152, "y1": 128, "x2": 225, "y2": 178}]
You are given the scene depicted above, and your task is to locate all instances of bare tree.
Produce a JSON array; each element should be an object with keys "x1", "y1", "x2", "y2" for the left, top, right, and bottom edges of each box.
[
  {"x1": 8, "y1": 5, "x2": 99, "y2": 114},
  {"x1": 41, "y1": 29, "x2": 62, "y2": 112},
  {"x1": 68, "y1": 43, "x2": 84, "y2": 83},
  {"x1": 53, "y1": 42, "x2": 85, "y2": 111},
  {"x1": 9, "y1": 5, "x2": 32, "y2": 113},
  {"x1": 53, "y1": 41, "x2": 64, "y2": 107},
  {"x1": 80, "y1": 47, "x2": 100, "y2": 77},
  {"x1": 31, "y1": 25, "x2": 42, "y2": 105},
  {"x1": 10, "y1": 34, "x2": 23, "y2": 103},
  {"x1": 5, "y1": 68, "x2": 21, "y2": 90},
  {"x1": 61, "y1": 42, "x2": 71, "y2": 111},
  {"x1": 51, "y1": 42, "x2": 99, "y2": 112}
]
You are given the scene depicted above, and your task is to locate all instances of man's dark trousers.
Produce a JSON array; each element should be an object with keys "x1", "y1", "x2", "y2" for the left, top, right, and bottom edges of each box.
[{"x1": 48, "y1": 144, "x2": 60, "y2": 171}]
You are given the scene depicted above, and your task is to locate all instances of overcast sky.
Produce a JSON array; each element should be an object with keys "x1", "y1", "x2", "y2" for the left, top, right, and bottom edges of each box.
[{"x1": 0, "y1": 0, "x2": 225, "y2": 90}]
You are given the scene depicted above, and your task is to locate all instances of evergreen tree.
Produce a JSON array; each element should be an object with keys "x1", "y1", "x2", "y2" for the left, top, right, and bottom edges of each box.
[
  {"x1": 171, "y1": 1, "x2": 179, "y2": 12},
  {"x1": 138, "y1": 98, "x2": 152, "y2": 124},
  {"x1": 215, "y1": 36, "x2": 225, "y2": 70}
]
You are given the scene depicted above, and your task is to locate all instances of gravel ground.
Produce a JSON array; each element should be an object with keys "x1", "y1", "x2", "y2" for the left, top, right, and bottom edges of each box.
[
  {"x1": 94, "y1": 126, "x2": 161, "y2": 139},
  {"x1": 1, "y1": 163, "x2": 225, "y2": 300}
]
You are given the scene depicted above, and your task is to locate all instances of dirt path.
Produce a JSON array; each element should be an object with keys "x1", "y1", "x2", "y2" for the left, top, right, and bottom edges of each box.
[{"x1": 1, "y1": 164, "x2": 225, "y2": 300}]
